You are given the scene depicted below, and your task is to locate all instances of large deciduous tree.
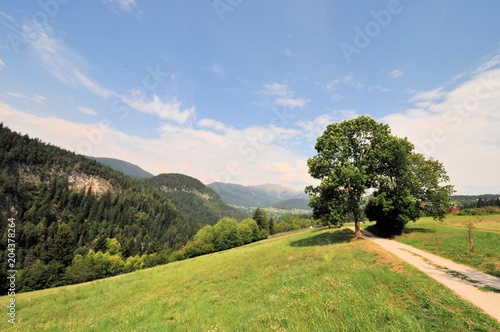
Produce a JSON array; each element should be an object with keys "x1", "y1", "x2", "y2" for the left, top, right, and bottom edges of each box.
[{"x1": 305, "y1": 115, "x2": 454, "y2": 238}]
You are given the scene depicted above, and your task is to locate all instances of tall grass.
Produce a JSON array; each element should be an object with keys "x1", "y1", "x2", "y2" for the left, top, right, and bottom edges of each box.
[{"x1": 2, "y1": 228, "x2": 498, "y2": 331}]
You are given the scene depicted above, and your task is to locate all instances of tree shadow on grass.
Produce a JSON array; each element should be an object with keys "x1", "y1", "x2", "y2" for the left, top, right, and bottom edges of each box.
[
  {"x1": 289, "y1": 228, "x2": 354, "y2": 247},
  {"x1": 403, "y1": 227, "x2": 436, "y2": 234},
  {"x1": 364, "y1": 225, "x2": 435, "y2": 238}
]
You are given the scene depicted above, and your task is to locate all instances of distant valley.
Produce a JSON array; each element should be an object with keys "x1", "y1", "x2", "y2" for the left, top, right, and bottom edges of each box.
[{"x1": 207, "y1": 182, "x2": 310, "y2": 213}]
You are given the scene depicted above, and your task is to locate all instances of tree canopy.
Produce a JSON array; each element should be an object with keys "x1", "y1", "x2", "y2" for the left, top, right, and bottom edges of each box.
[{"x1": 306, "y1": 116, "x2": 454, "y2": 238}]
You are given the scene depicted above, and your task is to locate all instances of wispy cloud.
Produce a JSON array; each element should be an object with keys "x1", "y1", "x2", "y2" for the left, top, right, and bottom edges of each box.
[
  {"x1": 6, "y1": 92, "x2": 45, "y2": 103},
  {"x1": 296, "y1": 110, "x2": 358, "y2": 141},
  {"x1": 275, "y1": 97, "x2": 308, "y2": 108},
  {"x1": 389, "y1": 69, "x2": 404, "y2": 79},
  {"x1": 408, "y1": 87, "x2": 446, "y2": 108},
  {"x1": 211, "y1": 64, "x2": 224, "y2": 76},
  {"x1": 16, "y1": 17, "x2": 194, "y2": 124},
  {"x1": 197, "y1": 118, "x2": 232, "y2": 133},
  {"x1": 21, "y1": 21, "x2": 114, "y2": 99},
  {"x1": 474, "y1": 54, "x2": 500, "y2": 74},
  {"x1": 341, "y1": 74, "x2": 363, "y2": 89},
  {"x1": 121, "y1": 93, "x2": 195, "y2": 124},
  {"x1": 0, "y1": 58, "x2": 4, "y2": 69},
  {"x1": 322, "y1": 74, "x2": 363, "y2": 100},
  {"x1": 261, "y1": 82, "x2": 289, "y2": 97},
  {"x1": 259, "y1": 82, "x2": 309, "y2": 109},
  {"x1": 78, "y1": 106, "x2": 98, "y2": 116},
  {"x1": 281, "y1": 48, "x2": 294, "y2": 58},
  {"x1": 368, "y1": 85, "x2": 391, "y2": 93}
]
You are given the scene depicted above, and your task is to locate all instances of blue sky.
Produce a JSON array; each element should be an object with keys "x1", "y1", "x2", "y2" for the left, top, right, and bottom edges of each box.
[{"x1": 1, "y1": 0, "x2": 500, "y2": 194}]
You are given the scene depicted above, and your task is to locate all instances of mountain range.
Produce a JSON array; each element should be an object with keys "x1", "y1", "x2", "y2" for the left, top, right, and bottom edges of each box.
[
  {"x1": 207, "y1": 182, "x2": 310, "y2": 210},
  {"x1": 88, "y1": 155, "x2": 311, "y2": 211}
]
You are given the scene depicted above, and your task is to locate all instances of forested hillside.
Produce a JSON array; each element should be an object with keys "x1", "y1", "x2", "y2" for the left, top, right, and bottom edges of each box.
[
  {"x1": 0, "y1": 124, "x2": 241, "y2": 293},
  {"x1": 452, "y1": 194, "x2": 500, "y2": 208},
  {"x1": 145, "y1": 174, "x2": 246, "y2": 224}
]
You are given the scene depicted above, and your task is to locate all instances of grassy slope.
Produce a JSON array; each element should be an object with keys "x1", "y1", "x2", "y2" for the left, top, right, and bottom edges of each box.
[
  {"x1": 2, "y1": 229, "x2": 499, "y2": 331},
  {"x1": 393, "y1": 215, "x2": 500, "y2": 277}
]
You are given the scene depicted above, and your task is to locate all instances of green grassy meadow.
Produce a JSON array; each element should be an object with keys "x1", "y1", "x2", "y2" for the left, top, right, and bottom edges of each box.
[
  {"x1": 392, "y1": 215, "x2": 500, "y2": 277},
  {"x1": 2, "y1": 228, "x2": 499, "y2": 331}
]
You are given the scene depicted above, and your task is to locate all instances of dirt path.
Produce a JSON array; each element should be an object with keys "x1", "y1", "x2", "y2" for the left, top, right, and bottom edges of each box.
[{"x1": 349, "y1": 227, "x2": 500, "y2": 322}]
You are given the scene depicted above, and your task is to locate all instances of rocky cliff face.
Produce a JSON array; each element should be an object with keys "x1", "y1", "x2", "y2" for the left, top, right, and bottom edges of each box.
[
  {"x1": 18, "y1": 164, "x2": 112, "y2": 195},
  {"x1": 67, "y1": 172, "x2": 112, "y2": 195}
]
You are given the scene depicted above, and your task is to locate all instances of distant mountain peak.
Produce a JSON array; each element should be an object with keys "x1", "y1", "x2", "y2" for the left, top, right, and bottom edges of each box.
[{"x1": 88, "y1": 157, "x2": 154, "y2": 179}]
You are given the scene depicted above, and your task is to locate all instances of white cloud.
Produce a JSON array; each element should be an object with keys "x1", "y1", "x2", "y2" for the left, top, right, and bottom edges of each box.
[
  {"x1": 0, "y1": 101, "x2": 315, "y2": 190},
  {"x1": 121, "y1": 94, "x2": 195, "y2": 124},
  {"x1": 78, "y1": 106, "x2": 98, "y2": 116},
  {"x1": 0, "y1": 58, "x2": 4, "y2": 69},
  {"x1": 260, "y1": 82, "x2": 310, "y2": 109},
  {"x1": 389, "y1": 69, "x2": 404, "y2": 79},
  {"x1": 197, "y1": 118, "x2": 231, "y2": 133},
  {"x1": 383, "y1": 67, "x2": 500, "y2": 194}
]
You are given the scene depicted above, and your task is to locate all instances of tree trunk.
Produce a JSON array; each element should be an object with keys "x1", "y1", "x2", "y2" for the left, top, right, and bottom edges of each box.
[
  {"x1": 354, "y1": 210, "x2": 363, "y2": 239},
  {"x1": 468, "y1": 228, "x2": 474, "y2": 253},
  {"x1": 354, "y1": 220, "x2": 362, "y2": 238}
]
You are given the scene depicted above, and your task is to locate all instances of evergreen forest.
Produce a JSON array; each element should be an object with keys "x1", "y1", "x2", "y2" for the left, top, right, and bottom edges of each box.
[{"x1": 0, "y1": 124, "x2": 245, "y2": 293}]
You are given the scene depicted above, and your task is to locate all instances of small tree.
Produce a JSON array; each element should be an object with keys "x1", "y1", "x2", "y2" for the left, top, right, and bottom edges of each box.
[
  {"x1": 106, "y1": 238, "x2": 122, "y2": 256},
  {"x1": 465, "y1": 216, "x2": 482, "y2": 253},
  {"x1": 238, "y1": 218, "x2": 260, "y2": 244},
  {"x1": 213, "y1": 218, "x2": 242, "y2": 251},
  {"x1": 49, "y1": 223, "x2": 76, "y2": 266},
  {"x1": 253, "y1": 208, "x2": 270, "y2": 238}
]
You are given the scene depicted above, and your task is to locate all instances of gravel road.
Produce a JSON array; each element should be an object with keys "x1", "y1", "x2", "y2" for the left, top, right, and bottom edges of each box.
[{"x1": 349, "y1": 227, "x2": 500, "y2": 322}]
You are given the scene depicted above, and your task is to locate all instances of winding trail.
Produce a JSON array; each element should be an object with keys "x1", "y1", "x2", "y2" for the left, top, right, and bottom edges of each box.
[{"x1": 349, "y1": 227, "x2": 500, "y2": 322}]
